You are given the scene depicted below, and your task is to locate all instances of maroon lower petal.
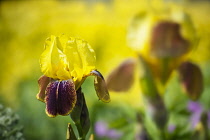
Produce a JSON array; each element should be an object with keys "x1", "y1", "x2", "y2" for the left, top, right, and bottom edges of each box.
[
  {"x1": 57, "y1": 80, "x2": 76, "y2": 116},
  {"x1": 178, "y1": 62, "x2": 203, "y2": 100},
  {"x1": 106, "y1": 58, "x2": 136, "y2": 92},
  {"x1": 45, "y1": 81, "x2": 59, "y2": 117},
  {"x1": 36, "y1": 75, "x2": 50, "y2": 102}
]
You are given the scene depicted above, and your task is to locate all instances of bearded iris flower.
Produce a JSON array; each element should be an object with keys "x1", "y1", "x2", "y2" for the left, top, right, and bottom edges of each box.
[{"x1": 36, "y1": 35, "x2": 110, "y2": 117}]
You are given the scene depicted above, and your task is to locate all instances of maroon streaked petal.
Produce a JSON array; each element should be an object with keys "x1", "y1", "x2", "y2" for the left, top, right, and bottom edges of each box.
[
  {"x1": 106, "y1": 58, "x2": 136, "y2": 92},
  {"x1": 90, "y1": 70, "x2": 110, "y2": 103},
  {"x1": 45, "y1": 81, "x2": 59, "y2": 117},
  {"x1": 36, "y1": 75, "x2": 50, "y2": 102},
  {"x1": 57, "y1": 80, "x2": 76, "y2": 116},
  {"x1": 178, "y1": 61, "x2": 203, "y2": 100}
]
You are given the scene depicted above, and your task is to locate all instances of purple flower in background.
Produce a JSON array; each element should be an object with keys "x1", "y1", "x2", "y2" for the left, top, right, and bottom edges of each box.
[
  {"x1": 107, "y1": 129, "x2": 123, "y2": 139},
  {"x1": 168, "y1": 124, "x2": 176, "y2": 133},
  {"x1": 94, "y1": 121, "x2": 122, "y2": 139},
  {"x1": 187, "y1": 101, "x2": 203, "y2": 128},
  {"x1": 188, "y1": 101, "x2": 203, "y2": 113},
  {"x1": 94, "y1": 121, "x2": 108, "y2": 137}
]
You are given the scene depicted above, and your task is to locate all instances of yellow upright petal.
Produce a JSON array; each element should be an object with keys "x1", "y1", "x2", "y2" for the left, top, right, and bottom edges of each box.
[
  {"x1": 40, "y1": 35, "x2": 96, "y2": 87},
  {"x1": 40, "y1": 35, "x2": 57, "y2": 79},
  {"x1": 76, "y1": 39, "x2": 96, "y2": 76},
  {"x1": 40, "y1": 35, "x2": 70, "y2": 80},
  {"x1": 64, "y1": 38, "x2": 83, "y2": 83}
]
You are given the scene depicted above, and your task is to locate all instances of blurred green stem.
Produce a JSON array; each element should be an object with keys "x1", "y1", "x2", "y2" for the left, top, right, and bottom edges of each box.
[
  {"x1": 201, "y1": 112, "x2": 209, "y2": 140},
  {"x1": 138, "y1": 55, "x2": 159, "y2": 99},
  {"x1": 75, "y1": 122, "x2": 85, "y2": 140},
  {"x1": 160, "y1": 129, "x2": 166, "y2": 140},
  {"x1": 161, "y1": 58, "x2": 170, "y2": 85}
]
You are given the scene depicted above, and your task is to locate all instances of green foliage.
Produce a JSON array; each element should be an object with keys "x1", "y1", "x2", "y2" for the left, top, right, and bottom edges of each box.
[
  {"x1": 90, "y1": 102, "x2": 136, "y2": 140},
  {"x1": 0, "y1": 104, "x2": 24, "y2": 140}
]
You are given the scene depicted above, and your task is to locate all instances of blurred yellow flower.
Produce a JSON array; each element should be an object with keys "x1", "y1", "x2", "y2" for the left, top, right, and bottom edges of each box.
[
  {"x1": 40, "y1": 34, "x2": 96, "y2": 89},
  {"x1": 127, "y1": 10, "x2": 198, "y2": 86},
  {"x1": 127, "y1": 11, "x2": 196, "y2": 58}
]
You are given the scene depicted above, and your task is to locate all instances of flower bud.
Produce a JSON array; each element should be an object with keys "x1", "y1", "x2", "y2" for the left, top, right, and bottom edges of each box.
[
  {"x1": 70, "y1": 88, "x2": 90, "y2": 137},
  {"x1": 70, "y1": 88, "x2": 84, "y2": 124},
  {"x1": 80, "y1": 95, "x2": 90, "y2": 137}
]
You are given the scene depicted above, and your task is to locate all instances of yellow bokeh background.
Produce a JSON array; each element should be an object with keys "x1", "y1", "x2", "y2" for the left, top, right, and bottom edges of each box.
[{"x1": 0, "y1": 0, "x2": 210, "y2": 139}]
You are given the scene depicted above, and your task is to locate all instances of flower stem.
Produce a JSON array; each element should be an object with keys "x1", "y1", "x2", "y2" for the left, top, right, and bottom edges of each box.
[
  {"x1": 160, "y1": 129, "x2": 166, "y2": 140},
  {"x1": 70, "y1": 88, "x2": 90, "y2": 140},
  {"x1": 161, "y1": 58, "x2": 170, "y2": 85},
  {"x1": 201, "y1": 112, "x2": 209, "y2": 140},
  {"x1": 75, "y1": 122, "x2": 85, "y2": 140}
]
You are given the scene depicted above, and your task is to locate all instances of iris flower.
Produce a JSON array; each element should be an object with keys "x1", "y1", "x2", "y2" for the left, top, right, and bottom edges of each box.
[
  {"x1": 125, "y1": 11, "x2": 198, "y2": 85},
  {"x1": 36, "y1": 35, "x2": 110, "y2": 117},
  {"x1": 107, "y1": 11, "x2": 195, "y2": 92}
]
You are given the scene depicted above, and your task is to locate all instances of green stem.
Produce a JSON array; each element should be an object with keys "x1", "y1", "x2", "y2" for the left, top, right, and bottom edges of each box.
[
  {"x1": 75, "y1": 122, "x2": 85, "y2": 140},
  {"x1": 204, "y1": 130, "x2": 209, "y2": 140},
  {"x1": 160, "y1": 129, "x2": 166, "y2": 140},
  {"x1": 201, "y1": 113, "x2": 209, "y2": 140},
  {"x1": 161, "y1": 58, "x2": 170, "y2": 85},
  {"x1": 69, "y1": 88, "x2": 90, "y2": 140}
]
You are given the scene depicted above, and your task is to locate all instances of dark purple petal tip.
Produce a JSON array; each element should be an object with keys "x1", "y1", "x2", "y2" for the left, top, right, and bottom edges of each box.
[
  {"x1": 45, "y1": 81, "x2": 58, "y2": 117},
  {"x1": 45, "y1": 80, "x2": 76, "y2": 117},
  {"x1": 57, "y1": 80, "x2": 77, "y2": 116}
]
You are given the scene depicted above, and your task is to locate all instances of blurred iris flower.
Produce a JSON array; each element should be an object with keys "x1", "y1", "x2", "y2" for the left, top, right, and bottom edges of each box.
[
  {"x1": 107, "y1": 11, "x2": 196, "y2": 91},
  {"x1": 106, "y1": 11, "x2": 203, "y2": 133},
  {"x1": 107, "y1": 11, "x2": 203, "y2": 101},
  {"x1": 36, "y1": 35, "x2": 110, "y2": 117},
  {"x1": 126, "y1": 11, "x2": 197, "y2": 85}
]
